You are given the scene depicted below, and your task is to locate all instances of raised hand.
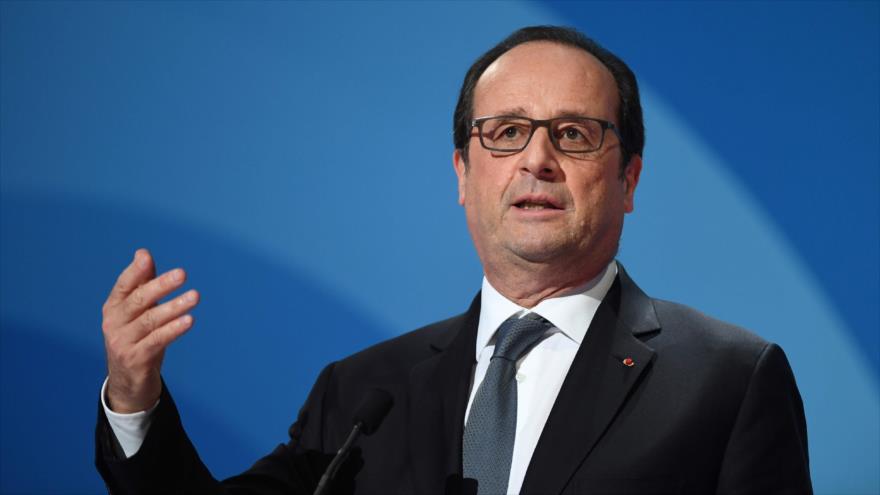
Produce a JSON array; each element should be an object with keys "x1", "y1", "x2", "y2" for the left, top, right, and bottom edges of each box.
[{"x1": 102, "y1": 249, "x2": 199, "y2": 413}]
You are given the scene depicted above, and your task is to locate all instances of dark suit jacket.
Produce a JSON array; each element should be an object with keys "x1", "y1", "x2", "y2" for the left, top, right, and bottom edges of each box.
[{"x1": 96, "y1": 266, "x2": 812, "y2": 494}]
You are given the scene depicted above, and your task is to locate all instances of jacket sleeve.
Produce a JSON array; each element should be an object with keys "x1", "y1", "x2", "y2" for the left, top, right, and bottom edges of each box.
[
  {"x1": 715, "y1": 343, "x2": 812, "y2": 494},
  {"x1": 95, "y1": 364, "x2": 336, "y2": 495}
]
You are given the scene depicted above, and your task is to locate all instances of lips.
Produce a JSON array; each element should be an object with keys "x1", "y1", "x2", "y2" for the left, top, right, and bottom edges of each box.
[
  {"x1": 512, "y1": 195, "x2": 564, "y2": 210},
  {"x1": 517, "y1": 201, "x2": 556, "y2": 210}
]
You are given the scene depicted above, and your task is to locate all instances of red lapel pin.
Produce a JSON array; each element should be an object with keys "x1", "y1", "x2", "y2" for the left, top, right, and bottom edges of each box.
[{"x1": 622, "y1": 357, "x2": 635, "y2": 367}]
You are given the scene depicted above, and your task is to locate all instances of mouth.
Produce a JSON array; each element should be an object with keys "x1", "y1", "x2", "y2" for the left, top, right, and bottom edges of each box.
[{"x1": 512, "y1": 197, "x2": 564, "y2": 211}]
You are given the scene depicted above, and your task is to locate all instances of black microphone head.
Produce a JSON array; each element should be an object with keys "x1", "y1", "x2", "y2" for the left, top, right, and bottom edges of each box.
[{"x1": 352, "y1": 388, "x2": 393, "y2": 436}]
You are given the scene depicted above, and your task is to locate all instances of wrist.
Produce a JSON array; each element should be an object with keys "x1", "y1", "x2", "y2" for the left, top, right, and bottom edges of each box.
[{"x1": 106, "y1": 373, "x2": 161, "y2": 413}]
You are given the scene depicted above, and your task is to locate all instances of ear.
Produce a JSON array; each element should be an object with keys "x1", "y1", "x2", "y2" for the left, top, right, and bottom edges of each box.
[
  {"x1": 622, "y1": 154, "x2": 642, "y2": 213},
  {"x1": 453, "y1": 149, "x2": 468, "y2": 206}
]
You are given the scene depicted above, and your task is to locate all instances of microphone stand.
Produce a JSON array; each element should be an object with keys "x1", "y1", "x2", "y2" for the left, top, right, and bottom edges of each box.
[{"x1": 313, "y1": 421, "x2": 364, "y2": 495}]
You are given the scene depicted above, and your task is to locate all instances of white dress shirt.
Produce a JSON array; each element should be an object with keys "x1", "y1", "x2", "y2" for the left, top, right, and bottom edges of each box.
[
  {"x1": 103, "y1": 260, "x2": 618, "y2": 492},
  {"x1": 100, "y1": 377, "x2": 159, "y2": 458},
  {"x1": 466, "y1": 261, "x2": 617, "y2": 494}
]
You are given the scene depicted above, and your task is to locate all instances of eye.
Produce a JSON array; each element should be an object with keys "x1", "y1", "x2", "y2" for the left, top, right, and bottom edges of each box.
[
  {"x1": 557, "y1": 124, "x2": 591, "y2": 142},
  {"x1": 480, "y1": 117, "x2": 532, "y2": 150},
  {"x1": 555, "y1": 121, "x2": 601, "y2": 149},
  {"x1": 489, "y1": 122, "x2": 530, "y2": 142},
  {"x1": 562, "y1": 128, "x2": 584, "y2": 141}
]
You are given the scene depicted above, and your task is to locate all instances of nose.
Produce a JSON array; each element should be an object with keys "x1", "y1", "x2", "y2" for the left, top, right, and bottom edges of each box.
[{"x1": 519, "y1": 125, "x2": 562, "y2": 181}]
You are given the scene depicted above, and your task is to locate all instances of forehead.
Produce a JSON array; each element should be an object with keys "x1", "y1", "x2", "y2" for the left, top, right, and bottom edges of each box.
[{"x1": 473, "y1": 41, "x2": 619, "y2": 121}]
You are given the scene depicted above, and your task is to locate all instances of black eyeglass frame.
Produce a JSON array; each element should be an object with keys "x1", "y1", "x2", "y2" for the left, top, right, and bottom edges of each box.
[{"x1": 470, "y1": 115, "x2": 624, "y2": 154}]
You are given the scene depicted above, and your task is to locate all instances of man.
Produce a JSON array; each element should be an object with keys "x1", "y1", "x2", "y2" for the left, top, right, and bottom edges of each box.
[{"x1": 96, "y1": 26, "x2": 812, "y2": 494}]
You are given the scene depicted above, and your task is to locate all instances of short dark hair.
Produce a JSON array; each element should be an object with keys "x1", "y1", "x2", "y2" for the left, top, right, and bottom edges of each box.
[{"x1": 453, "y1": 26, "x2": 644, "y2": 172}]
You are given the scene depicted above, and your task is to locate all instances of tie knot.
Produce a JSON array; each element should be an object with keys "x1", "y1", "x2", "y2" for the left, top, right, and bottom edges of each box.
[{"x1": 492, "y1": 313, "x2": 551, "y2": 362}]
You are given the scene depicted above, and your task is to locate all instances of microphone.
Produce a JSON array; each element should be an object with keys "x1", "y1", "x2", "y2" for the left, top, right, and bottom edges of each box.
[{"x1": 313, "y1": 389, "x2": 393, "y2": 495}]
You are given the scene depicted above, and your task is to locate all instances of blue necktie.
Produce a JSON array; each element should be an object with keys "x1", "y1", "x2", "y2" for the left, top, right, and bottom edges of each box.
[{"x1": 463, "y1": 312, "x2": 551, "y2": 494}]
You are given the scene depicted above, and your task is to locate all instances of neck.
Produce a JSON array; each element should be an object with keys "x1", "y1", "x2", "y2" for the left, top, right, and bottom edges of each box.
[{"x1": 484, "y1": 256, "x2": 612, "y2": 308}]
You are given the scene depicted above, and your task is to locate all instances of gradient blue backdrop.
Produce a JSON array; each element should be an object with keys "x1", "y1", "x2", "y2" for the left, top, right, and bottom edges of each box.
[{"x1": 1, "y1": 1, "x2": 877, "y2": 493}]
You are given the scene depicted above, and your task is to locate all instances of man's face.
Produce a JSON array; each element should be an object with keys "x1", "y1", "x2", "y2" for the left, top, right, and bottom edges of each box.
[{"x1": 454, "y1": 41, "x2": 641, "y2": 279}]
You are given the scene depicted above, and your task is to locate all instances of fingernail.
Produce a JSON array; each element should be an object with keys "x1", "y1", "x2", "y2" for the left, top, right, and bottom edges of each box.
[
  {"x1": 171, "y1": 269, "x2": 183, "y2": 282},
  {"x1": 136, "y1": 250, "x2": 149, "y2": 269},
  {"x1": 181, "y1": 314, "x2": 193, "y2": 325},
  {"x1": 185, "y1": 290, "x2": 196, "y2": 303}
]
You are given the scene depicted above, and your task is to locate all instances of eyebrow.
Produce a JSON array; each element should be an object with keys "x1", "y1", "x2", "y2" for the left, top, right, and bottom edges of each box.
[
  {"x1": 555, "y1": 110, "x2": 597, "y2": 119},
  {"x1": 481, "y1": 107, "x2": 599, "y2": 119},
  {"x1": 483, "y1": 106, "x2": 529, "y2": 117}
]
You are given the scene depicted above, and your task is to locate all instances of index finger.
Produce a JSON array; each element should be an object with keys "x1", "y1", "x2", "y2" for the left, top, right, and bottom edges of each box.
[{"x1": 105, "y1": 249, "x2": 156, "y2": 308}]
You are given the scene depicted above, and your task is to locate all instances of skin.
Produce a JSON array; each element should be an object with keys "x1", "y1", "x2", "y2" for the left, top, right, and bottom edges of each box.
[
  {"x1": 453, "y1": 41, "x2": 642, "y2": 308},
  {"x1": 103, "y1": 249, "x2": 199, "y2": 413}
]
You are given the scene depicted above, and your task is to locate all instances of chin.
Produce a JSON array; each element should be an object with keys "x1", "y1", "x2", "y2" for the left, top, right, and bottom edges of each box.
[{"x1": 507, "y1": 239, "x2": 579, "y2": 264}]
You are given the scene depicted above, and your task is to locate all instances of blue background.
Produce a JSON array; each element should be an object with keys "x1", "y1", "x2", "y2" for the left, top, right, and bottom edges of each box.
[{"x1": 1, "y1": 1, "x2": 877, "y2": 493}]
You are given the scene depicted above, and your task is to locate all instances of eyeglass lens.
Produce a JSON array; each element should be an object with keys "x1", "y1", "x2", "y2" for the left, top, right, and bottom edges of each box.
[{"x1": 479, "y1": 117, "x2": 605, "y2": 152}]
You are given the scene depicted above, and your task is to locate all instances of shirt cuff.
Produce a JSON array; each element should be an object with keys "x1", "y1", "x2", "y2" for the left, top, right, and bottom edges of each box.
[{"x1": 100, "y1": 377, "x2": 160, "y2": 458}]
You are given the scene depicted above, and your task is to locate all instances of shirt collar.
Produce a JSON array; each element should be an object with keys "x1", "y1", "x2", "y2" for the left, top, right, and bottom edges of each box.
[{"x1": 476, "y1": 260, "x2": 618, "y2": 361}]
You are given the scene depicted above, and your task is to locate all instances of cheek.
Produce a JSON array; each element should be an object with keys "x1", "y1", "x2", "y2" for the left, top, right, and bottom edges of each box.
[
  {"x1": 465, "y1": 163, "x2": 509, "y2": 207},
  {"x1": 571, "y1": 172, "x2": 625, "y2": 222},
  {"x1": 570, "y1": 169, "x2": 605, "y2": 203}
]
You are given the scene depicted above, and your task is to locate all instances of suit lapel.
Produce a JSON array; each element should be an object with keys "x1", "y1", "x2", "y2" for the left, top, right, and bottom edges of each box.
[
  {"x1": 519, "y1": 265, "x2": 660, "y2": 495},
  {"x1": 408, "y1": 295, "x2": 481, "y2": 495}
]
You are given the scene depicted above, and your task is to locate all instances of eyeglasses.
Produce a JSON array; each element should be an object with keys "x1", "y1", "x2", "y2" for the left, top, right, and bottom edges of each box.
[{"x1": 470, "y1": 115, "x2": 622, "y2": 154}]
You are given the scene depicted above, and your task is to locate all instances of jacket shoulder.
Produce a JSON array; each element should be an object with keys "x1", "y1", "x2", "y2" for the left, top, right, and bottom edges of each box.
[
  {"x1": 654, "y1": 298, "x2": 768, "y2": 344},
  {"x1": 331, "y1": 309, "x2": 472, "y2": 381},
  {"x1": 650, "y1": 298, "x2": 774, "y2": 369}
]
